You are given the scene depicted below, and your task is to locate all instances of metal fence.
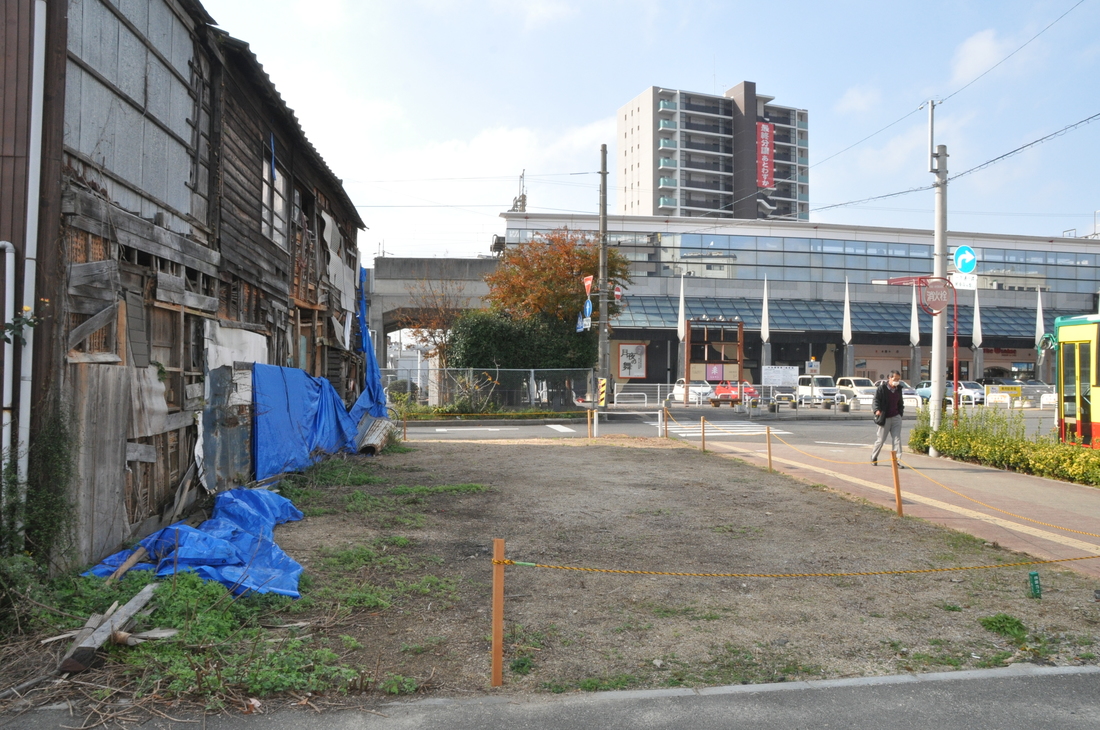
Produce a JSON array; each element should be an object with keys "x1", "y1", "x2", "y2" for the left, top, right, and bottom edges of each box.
[{"x1": 381, "y1": 368, "x2": 593, "y2": 412}]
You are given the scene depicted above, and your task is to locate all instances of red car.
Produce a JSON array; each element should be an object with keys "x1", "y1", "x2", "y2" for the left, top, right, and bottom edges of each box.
[{"x1": 714, "y1": 381, "x2": 758, "y2": 399}]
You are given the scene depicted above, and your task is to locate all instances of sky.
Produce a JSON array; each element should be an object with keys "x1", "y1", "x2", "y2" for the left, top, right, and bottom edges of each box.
[{"x1": 200, "y1": 0, "x2": 1100, "y2": 261}]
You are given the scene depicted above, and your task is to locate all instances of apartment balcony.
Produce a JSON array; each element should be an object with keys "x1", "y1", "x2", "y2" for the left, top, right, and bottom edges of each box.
[
  {"x1": 682, "y1": 120, "x2": 730, "y2": 135},
  {"x1": 658, "y1": 119, "x2": 677, "y2": 130},
  {"x1": 797, "y1": 119, "x2": 808, "y2": 129},
  {"x1": 683, "y1": 159, "x2": 732, "y2": 173},
  {"x1": 774, "y1": 151, "x2": 793, "y2": 162},
  {"x1": 798, "y1": 192, "x2": 809, "y2": 202},
  {"x1": 682, "y1": 179, "x2": 732, "y2": 192},
  {"x1": 798, "y1": 174, "x2": 808, "y2": 183},
  {"x1": 681, "y1": 197, "x2": 729, "y2": 211},
  {"x1": 658, "y1": 100, "x2": 677, "y2": 113},
  {"x1": 658, "y1": 177, "x2": 678, "y2": 189},
  {"x1": 681, "y1": 101, "x2": 726, "y2": 116},
  {"x1": 682, "y1": 140, "x2": 732, "y2": 154},
  {"x1": 774, "y1": 133, "x2": 794, "y2": 145},
  {"x1": 762, "y1": 114, "x2": 793, "y2": 127},
  {"x1": 798, "y1": 156, "x2": 808, "y2": 165},
  {"x1": 658, "y1": 138, "x2": 677, "y2": 150},
  {"x1": 658, "y1": 157, "x2": 678, "y2": 169},
  {"x1": 658, "y1": 196, "x2": 677, "y2": 209}
]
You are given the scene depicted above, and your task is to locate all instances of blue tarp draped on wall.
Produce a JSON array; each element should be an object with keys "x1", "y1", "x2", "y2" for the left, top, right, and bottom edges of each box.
[
  {"x1": 350, "y1": 266, "x2": 388, "y2": 422},
  {"x1": 252, "y1": 364, "x2": 359, "y2": 481},
  {"x1": 86, "y1": 489, "x2": 305, "y2": 597}
]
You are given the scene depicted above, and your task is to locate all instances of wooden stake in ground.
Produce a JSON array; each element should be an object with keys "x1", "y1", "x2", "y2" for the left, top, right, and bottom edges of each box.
[
  {"x1": 491, "y1": 539, "x2": 504, "y2": 687},
  {"x1": 891, "y1": 451, "x2": 904, "y2": 517},
  {"x1": 766, "y1": 426, "x2": 773, "y2": 472},
  {"x1": 59, "y1": 583, "x2": 159, "y2": 673},
  {"x1": 700, "y1": 417, "x2": 706, "y2": 452}
]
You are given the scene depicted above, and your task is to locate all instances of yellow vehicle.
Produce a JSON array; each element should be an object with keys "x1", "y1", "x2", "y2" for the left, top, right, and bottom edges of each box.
[{"x1": 1054, "y1": 313, "x2": 1097, "y2": 446}]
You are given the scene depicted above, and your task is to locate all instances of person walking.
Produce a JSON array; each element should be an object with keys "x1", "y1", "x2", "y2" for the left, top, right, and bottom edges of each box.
[{"x1": 871, "y1": 370, "x2": 905, "y2": 466}]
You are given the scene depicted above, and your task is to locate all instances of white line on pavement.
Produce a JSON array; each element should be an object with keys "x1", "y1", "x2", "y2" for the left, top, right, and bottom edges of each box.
[
  {"x1": 546, "y1": 424, "x2": 576, "y2": 433},
  {"x1": 434, "y1": 428, "x2": 519, "y2": 432}
]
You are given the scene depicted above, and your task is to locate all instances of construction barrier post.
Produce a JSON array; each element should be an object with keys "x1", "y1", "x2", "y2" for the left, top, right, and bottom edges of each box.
[
  {"x1": 891, "y1": 451, "x2": 903, "y2": 517},
  {"x1": 491, "y1": 538, "x2": 505, "y2": 687},
  {"x1": 766, "y1": 426, "x2": 773, "y2": 473},
  {"x1": 700, "y1": 417, "x2": 706, "y2": 452},
  {"x1": 594, "y1": 410, "x2": 599, "y2": 438}
]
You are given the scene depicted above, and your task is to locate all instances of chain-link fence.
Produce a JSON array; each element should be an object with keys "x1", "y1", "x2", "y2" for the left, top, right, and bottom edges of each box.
[{"x1": 381, "y1": 368, "x2": 593, "y2": 412}]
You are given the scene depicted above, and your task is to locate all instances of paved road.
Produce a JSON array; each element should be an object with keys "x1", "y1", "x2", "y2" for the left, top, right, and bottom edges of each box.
[{"x1": 14, "y1": 665, "x2": 1099, "y2": 729}]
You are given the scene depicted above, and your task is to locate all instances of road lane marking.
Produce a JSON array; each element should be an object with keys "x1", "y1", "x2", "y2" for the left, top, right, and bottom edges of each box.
[
  {"x1": 434, "y1": 428, "x2": 519, "y2": 432},
  {"x1": 546, "y1": 424, "x2": 576, "y2": 433}
]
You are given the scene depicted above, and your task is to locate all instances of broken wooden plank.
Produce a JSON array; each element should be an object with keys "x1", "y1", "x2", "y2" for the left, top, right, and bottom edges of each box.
[
  {"x1": 125, "y1": 442, "x2": 157, "y2": 463},
  {"x1": 110, "y1": 628, "x2": 178, "y2": 646},
  {"x1": 67, "y1": 301, "x2": 118, "y2": 351},
  {"x1": 104, "y1": 547, "x2": 149, "y2": 585},
  {"x1": 59, "y1": 583, "x2": 158, "y2": 673},
  {"x1": 57, "y1": 612, "x2": 104, "y2": 667}
]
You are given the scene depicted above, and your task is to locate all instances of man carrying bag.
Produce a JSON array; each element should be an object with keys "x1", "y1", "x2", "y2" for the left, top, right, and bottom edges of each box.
[{"x1": 871, "y1": 370, "x2": 905, "y2": 466}]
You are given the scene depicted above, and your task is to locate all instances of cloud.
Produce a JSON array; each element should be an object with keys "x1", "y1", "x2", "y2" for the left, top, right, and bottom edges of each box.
[
  {"x1": 950, "y1": 29, "x2": 1013, "y2": 87},
  {"x1": 834, "y1": 86, "x2": 882, "y2": 115}
]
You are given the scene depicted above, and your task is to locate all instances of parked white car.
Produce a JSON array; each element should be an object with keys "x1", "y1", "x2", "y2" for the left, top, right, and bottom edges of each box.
[
  {"x1": 797, "y1": 375, "x2": 839, "y2": 405},
  {"x1": 835, "y1": 377, "x2": 876, "y2": 407},
  {"x1": 672, "y1": 379, "x2": 714, "y2": 403}
]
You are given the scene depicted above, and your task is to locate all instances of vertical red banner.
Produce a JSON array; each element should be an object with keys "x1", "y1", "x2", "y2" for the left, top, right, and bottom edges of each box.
[{"x1": 756, "y1": 122, "x2": 774, "y2": 188}]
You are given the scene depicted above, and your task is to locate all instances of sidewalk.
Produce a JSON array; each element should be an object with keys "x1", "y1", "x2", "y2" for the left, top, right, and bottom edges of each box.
[{"x1": 713, "y1": 437, "x2": 1100, "y2": 580}]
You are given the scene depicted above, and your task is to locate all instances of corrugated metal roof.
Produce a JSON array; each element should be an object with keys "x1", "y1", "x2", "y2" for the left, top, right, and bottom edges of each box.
[{"x1": 613, "y1": 296, "x2": 1066, "y2": 339}]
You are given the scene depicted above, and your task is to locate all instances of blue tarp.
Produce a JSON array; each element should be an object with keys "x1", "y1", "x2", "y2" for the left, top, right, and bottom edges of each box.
[
  {"x1": 252, "y1": 363, "x2": 359, "y2": 481},
  {"x1": 86, "y1": 489, "x2": 304, "y2": 597},
  {"x1": 351, "y1": 266, "x2": 388, "y2": 422}
]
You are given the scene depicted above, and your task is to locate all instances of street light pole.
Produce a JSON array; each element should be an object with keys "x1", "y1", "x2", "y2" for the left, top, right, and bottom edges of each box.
[{"x1": 597, "y1": 144, "x2": 609, "y2": 412}]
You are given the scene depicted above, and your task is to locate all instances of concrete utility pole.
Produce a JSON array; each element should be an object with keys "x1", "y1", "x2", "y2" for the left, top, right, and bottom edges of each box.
[
  {"x1": 597, "y1": 144, "x2": 610, "y2": 411},
  {"x1": 929, "y1": 98, "x2": 948, "y2": 454}
]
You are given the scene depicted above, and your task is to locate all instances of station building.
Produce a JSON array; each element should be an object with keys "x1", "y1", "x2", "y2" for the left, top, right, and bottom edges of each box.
[{"x1": 498, "y1": 211, "x2": 1100, "y2": 386}]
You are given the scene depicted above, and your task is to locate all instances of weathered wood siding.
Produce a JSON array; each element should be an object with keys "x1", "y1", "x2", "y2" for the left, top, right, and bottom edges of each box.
[{"x1": 69, "y1": 363, "x2": 131, "y2": 563}]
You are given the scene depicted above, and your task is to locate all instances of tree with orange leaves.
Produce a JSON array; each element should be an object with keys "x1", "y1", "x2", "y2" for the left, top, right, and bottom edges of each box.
[{"x1": 483, "y1": 228, "x2": 632, "y2": 322}]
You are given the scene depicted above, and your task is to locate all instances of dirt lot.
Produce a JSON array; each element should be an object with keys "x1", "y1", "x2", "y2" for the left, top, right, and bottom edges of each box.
[
  {"x1": 4, "y1": 434, "x2": 1099, "y2": 719},
  {"x1": 278, "y1": 436, "x2": 1100, "y2": 695}
]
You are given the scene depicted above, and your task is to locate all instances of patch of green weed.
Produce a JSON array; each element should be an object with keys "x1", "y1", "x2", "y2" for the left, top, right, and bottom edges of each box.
[
  {"x1": 389, "y1": 483, "x2": 486, "y2": 496},
  {"x1": 979, "y1": 613, "x2": 1028, "y2": 645}
]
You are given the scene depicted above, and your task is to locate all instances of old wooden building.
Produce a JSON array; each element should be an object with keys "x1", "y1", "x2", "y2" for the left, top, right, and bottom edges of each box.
[{"x1": 1, "y1": 0, "x2": 365, "y2": 566}]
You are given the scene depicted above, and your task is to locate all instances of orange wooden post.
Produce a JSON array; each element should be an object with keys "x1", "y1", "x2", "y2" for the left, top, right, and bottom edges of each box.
[
  {"x1": 700, "y1": 417, "x2": 706, "y2": 452},
  {"x1": 663, "y1": 408, "x2": 669, "y2": 438},
  {"x1": 491, "y1": 538, "x2": 505, "y2": 687},
  {"x1": 891, "y1": 451, "x2": 903, "y2": 517},
  {"x1": 766, "y1": 426, "x2": 773, "y2": 472},
  {"x1": 587, "y1": 409, "x2": 593, "y2": 439}
]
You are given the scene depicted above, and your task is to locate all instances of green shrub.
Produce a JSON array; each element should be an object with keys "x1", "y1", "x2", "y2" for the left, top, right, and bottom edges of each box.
[{"x1": 909, "y1": 408, "x2": 1100, "y2": 486}]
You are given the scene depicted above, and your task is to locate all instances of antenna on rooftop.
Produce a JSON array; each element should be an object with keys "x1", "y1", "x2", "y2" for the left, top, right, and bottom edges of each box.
[{"x1": 510, "y1": 170, "x2": 527, "y2": 212}]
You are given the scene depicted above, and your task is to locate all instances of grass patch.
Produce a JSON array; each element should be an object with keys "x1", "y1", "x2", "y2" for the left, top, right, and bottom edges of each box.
[
  {"x1": 979, "y1": 613, "x2": 1028, "y2": 645},
  {"x1": 389, "y1": 483, "x2": 487, "y2": 496},
  {"x1": 510, "y1": 656, "x2": 534, "y2": 675},
  {"x1": 939, "y1": 603, "x2": 963, "y2": 612},
  {"x1": 401, "y1": 636, "x2": 446, "y2": 655}
]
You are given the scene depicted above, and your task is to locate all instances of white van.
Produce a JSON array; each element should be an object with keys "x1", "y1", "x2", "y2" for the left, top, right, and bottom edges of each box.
[{"x1": 797, "y1": 375, "x2": 839, "y2": 406}]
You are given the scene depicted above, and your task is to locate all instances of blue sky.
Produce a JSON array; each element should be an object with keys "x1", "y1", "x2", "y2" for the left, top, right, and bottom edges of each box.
[{"x1": 200, "y1": 0, "x2": 1100, "y2": 259}]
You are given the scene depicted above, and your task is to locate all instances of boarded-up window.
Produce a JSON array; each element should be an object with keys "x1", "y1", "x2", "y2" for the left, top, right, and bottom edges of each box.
[{"x1": 68, "y1": 229, "x2": 110, "y2": 264}]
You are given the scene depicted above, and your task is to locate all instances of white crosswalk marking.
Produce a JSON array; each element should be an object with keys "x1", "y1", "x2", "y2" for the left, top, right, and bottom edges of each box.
[
  {"x1": 546, "y1": 424, "x2": 576, "y2": 433},
  {"x1": 645, "y1": 421, "x2": 790, "y2": 437}
]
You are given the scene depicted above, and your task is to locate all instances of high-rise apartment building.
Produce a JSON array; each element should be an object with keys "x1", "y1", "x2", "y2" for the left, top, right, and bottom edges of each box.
[{"x1": 617, "y1": 82, "x2": 808, "y2": 220}]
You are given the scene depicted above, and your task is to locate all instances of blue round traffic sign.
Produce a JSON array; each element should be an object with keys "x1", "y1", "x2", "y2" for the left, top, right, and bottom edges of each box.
[
  {"x1": 953, "y1": 245, "x2": 977, "y2": 274},
  {"x1": 583, "y1": 299, "x2": 593, "y2": 317}
]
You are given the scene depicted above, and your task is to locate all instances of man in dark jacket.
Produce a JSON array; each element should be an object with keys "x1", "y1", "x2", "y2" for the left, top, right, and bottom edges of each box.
[{"x1": 871, "y1": 370, "x2": 905, "y2": 465}]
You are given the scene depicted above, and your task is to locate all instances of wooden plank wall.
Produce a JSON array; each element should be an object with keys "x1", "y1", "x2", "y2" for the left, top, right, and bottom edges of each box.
[
  {"x1": 0, "y1": 0, "x2": 32, "y2": 254},
  {"x1": 69, "y1": 363, "x2": 131, "y2": 563}
]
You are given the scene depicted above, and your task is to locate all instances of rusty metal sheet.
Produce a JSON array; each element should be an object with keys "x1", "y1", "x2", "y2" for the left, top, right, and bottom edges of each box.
[{"x1": 201, "y1": 365, "x2": 252, "y2": 492}]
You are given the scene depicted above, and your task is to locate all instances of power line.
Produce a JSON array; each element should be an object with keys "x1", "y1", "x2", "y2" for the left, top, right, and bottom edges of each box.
[
  {"x1": 811, "y1": 109, "x2": 1100, "y2": 213},
  {"x1": 941, "y1": 0, "x2": 1087, "y2": 103},
  {"x1": 812, "y1": 0, "x2": 1086, "y2": 170}
]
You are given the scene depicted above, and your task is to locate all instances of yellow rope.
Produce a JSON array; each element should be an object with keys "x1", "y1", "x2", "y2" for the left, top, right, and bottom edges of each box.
[
  {"x1": 770, "y1": 432, "x2": 870, "y2": 465},
  {"x1": 494, "y1": 554, "x2": 1100, "y2": 578}
]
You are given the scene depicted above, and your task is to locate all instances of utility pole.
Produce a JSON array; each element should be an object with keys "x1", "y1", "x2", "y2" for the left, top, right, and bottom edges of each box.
[
  {"x1": 597, "y1": 144, "x2": 610, "y2": 412},
  {"x1": 928, "y1": 99, "x2": 948, "y2": 456}
]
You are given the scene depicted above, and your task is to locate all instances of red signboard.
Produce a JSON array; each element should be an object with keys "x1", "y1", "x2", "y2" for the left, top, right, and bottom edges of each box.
[
  {"x1": 583, "y1": 275, "x2": 593, "y2": 296},
  {"x1": 613, "y1": 284, "x2": 622, "y2": 302},
  {"x1": 756, "y1": 122, "x2": 775, "y2": 189},
  {"x1": 922, "y1": 278, "x2": 951, "y2": 313}
]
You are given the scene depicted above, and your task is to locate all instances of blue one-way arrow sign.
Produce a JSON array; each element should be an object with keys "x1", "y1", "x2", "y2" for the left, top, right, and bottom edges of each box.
[
  {"x1": 583, "y1": 298, "x2": 593, "y2": 317},
  {"x1": 953, "y1": 245, "x2": 977, "y2": 274}
]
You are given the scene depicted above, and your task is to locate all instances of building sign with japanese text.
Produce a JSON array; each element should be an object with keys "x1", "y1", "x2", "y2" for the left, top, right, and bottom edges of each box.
[{"x1": 756, "y1": 122, "x2": 775, "y2": 189}]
